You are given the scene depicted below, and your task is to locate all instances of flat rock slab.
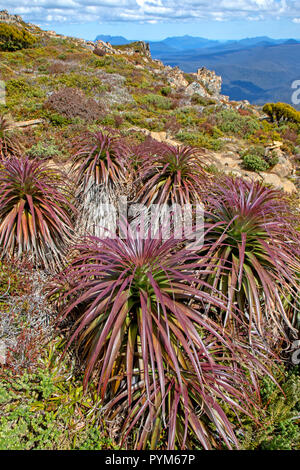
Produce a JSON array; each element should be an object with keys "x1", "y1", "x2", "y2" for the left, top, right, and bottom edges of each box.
[
  {"x1": 8, "y1": 119, "x2": 44, "y2": 130},
  {"x1": 0, "y1": 340, "x2": 6, "y2": 365}
]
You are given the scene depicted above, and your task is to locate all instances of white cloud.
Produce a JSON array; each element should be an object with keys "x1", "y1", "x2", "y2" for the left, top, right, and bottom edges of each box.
[{"x1": 1, "y1": 0, "x2": 300, "y2": 24}]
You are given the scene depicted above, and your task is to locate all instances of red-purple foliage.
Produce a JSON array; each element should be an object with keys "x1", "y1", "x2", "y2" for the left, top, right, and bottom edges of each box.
[
  {"x1": 199, "y1": 176, "x2": 300, "y2": 342},
  {"x1": 72, "y1": 129, "x2": 131, "y2": 188},
  {"x1": 0, "y1": 156, "x2": 75, "y2": 269},
  {"x1": 136, "y1": 144, "x2": 208, "y2": 205},
  {"x1": 51, "y1": 226, "x2": 274, "y2": 449},
  {"x1": 45, "y1": 87, "x2": 103, "y2": 122}
]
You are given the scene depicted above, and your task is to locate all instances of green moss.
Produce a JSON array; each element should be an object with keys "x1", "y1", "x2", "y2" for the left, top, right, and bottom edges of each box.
[{"x1": 0, "y1": 338, "x2": 120, "y2": 450}]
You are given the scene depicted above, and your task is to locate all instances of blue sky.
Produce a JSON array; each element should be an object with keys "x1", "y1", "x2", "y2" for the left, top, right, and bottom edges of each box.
[{"x1": 1, "y1": 0, "x2": 300, "y2": 41}]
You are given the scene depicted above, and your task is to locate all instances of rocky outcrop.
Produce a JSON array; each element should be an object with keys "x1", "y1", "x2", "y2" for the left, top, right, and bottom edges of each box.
[
  {"x1": 0, "y1": 10, "x2": 23, "y2": 26},
  {"x1": 94, "y1": 39, "x2": 118, "y2": 55},
  {"x1": 185, "y1": 67, "x2": 229, "y2": 102},
  {"x1": 159, "y1": 64, "x2": 229, "y2": 102},
  {"x1": 158, "y1": 64, "x2": 228, "y2": 102},
  {"x1": 93, "y1": 39, "x2": 151, "y2": 58},
  {"x1": 163, "y1": 66, "x2": 189, "y2": 89},
  {"x1": 120, "y1": 41, "x2": 151, "y2": 58},
  {"x1": 195, "y1": 67, "x2": 222, "y2": 96},
  {"x1": 185, "y1": 81, "x2": 212, "y2": 98},
  {"x1": 0, "y1": 9, "x2": 40, "y2": 33}
]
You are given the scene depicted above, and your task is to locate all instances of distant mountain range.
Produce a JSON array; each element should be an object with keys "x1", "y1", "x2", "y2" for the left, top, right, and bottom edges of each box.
[{"x1": 95, "y1": 34, "x2": 300, "y2": 106}]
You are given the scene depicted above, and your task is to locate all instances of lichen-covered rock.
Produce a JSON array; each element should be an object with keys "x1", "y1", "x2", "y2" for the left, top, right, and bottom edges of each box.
[
  {"x1": 0, "y1": 10, "x2": 23, "y2": 26},
  {"x1": 271, "y1": 157, "x2": 294, "y2": 178},
  {"x1": 0, "y1": 340, "x2": 6, "y2": 365},
  {"x1": 94, "y1": 39, "x2": 118, "y2": 55},
  {"x1": 259, "y1": 172, "x2": 297, "y2": 193},
  {"x1": 185, "y1": 81, "x2": 211, "y2": 98},
  {"x1": 93, "y1": 40, "x2": 151, "y2": 58},
  {"x1": 165, "y1": 66, "x2": 189, "y2": 89},
  {"x1": 117, "y1": 41, "x2": 151, "y2": 58},
  {"x1": 196, "y1": 67, "x2": 222, "y2": 96},
  {"x1": 0, "y1": 9, "x2": 40, "y2": 34}
]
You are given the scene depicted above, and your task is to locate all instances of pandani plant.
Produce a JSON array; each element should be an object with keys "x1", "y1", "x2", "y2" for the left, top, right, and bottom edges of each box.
[
  {"x1": 197, "y1": 176, "x2": 300, "y2": 345},
  {"x1": 0, "y1": 156, "x2": 75, "y2": 270},
  {"x1": 71, "y1": 129, "x2": 132, "y2": 237},
  {"x1": 130, "y1": 143, "x2": 210, "y2": 237},
  {"x1": 128, "y1": 137, "x2": 169, "y2": 173},
  {"x1": 136, "y1": 143, "x2": 209, "y2": 206},
  {"x1": 50, "y1": 224, "x2": 276, "y2": 450}
]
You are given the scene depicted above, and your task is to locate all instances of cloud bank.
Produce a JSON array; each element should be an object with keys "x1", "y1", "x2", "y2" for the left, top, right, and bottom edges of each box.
[{"x1": 1, "y1": 0, "x2": 299, "y2": 24}]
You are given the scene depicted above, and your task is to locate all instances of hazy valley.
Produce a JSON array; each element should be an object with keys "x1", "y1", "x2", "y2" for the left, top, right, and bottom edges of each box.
[{"x1": 96, "y1": 34, "x2": 300, "y2": 106}]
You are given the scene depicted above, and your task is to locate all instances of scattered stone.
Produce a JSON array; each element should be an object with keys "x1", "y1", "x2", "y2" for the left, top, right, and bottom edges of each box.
[
  {"x1": 185, "y1": 81, "x2": 210, "y2": 98},
  {"x1": 259, "y1": 173, "x2": 297, "y2": 193},
  {"x1": 7, "y1": 119, "x2": 44, "y2": 130},
  {"x1": 0, "y1": 340, "x2": 6, "y2": 365},
  {"x1": 271, "y1": 157, "x2": 293, "y2": 178}
]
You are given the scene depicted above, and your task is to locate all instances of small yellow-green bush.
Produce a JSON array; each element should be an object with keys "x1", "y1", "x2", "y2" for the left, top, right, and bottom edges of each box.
[
  {"x1": 263, "y1": 102, "x2": 300, "y2": 125},
  {"x1": 0, "y1": 24, "x2": 37, "y2": 52}
]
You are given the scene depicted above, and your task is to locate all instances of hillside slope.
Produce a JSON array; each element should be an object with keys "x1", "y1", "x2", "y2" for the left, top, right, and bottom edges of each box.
[{"x1": 0, "y1": 11, "x2": 299, "y2": 194}]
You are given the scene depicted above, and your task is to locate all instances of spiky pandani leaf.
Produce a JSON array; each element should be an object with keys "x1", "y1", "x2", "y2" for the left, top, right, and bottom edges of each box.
[
  {"x1": 198, "y1": 176, "x2": 300, "y2": 344},
  {"x1": 72, "y1": 129, "x2": 132, "y2": 190},
  {"x1": 128, "y1": 138, "x2": 169, "y2": 173},
  {"x1": 51, "y1": 225, "x2": 276, "y2": 450},
  {"x1": 0, "y1": 114, "x2": 21, "y2": 159},
  {"x1": 71, "y1": 129, "x2": 133, "y2": 238},
  {"x1": 0, "y1": 156, "x2": 76, "y2": 270},
  {"x1": 136, "y1": 144, "x2": 210, "y2": 206},
  {"x1": 105, "y1": 335, "x2": 274, "y2": 450}
]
